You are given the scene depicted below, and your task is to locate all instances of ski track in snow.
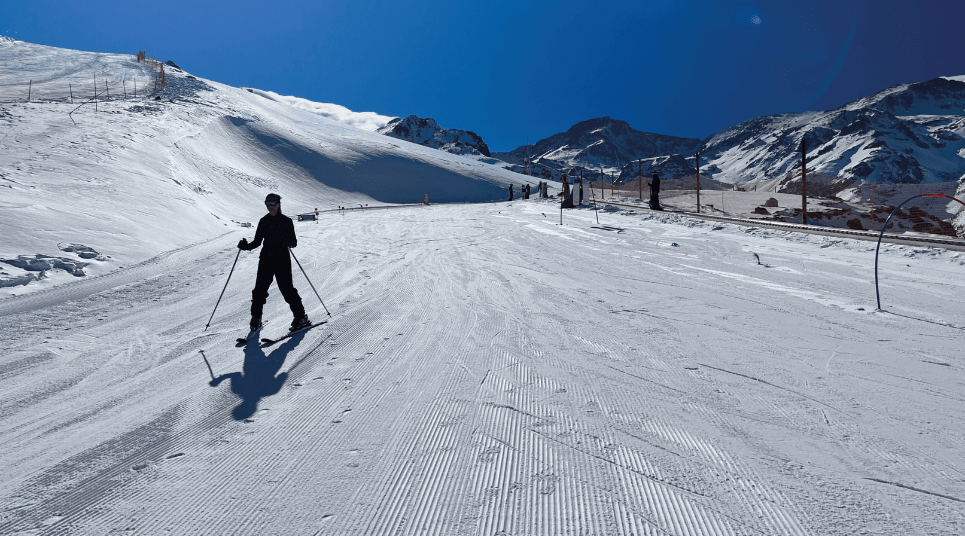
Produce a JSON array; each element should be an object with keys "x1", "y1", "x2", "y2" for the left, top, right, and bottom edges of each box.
[{"x1": 2, "y1": 201, "x2": 965, "y2": 535}]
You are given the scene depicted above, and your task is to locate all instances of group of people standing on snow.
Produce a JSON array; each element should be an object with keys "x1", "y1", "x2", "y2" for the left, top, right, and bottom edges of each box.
[
  {"x1": 553, "y1": 171, "x2": 663, "y2": 210},
  {"x1": 509, "y1": 182, "x2": 550, "y2": 201}
]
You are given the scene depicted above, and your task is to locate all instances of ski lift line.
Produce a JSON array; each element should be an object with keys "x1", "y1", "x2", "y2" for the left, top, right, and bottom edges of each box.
[{"x1": 875, "y1": 193, "x2": 965, "y2": 310}]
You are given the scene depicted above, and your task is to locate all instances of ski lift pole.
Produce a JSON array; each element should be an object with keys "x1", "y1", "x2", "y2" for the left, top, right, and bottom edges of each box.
[
  {"x1": 289, "y1": 247, "x2": 331, "y2": 317},
  {"x1": 205, "y1": 248, "x2": 242, "y2": 330}
]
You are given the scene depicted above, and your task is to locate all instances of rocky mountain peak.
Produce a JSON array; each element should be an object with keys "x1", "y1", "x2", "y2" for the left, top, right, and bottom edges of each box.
[{"x1": 377, "y1": 115, "x2": 491, "y2": 157}]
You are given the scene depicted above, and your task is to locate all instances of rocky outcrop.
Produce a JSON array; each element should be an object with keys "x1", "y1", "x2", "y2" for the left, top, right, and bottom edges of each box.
[{"x1": 378, "y1": 115, "x2": 491, "y2": 157}]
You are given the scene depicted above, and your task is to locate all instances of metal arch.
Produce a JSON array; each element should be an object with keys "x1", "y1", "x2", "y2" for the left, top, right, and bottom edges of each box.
[{"x1": 875, "y1": 193, "x2": 965, "y2": 311}]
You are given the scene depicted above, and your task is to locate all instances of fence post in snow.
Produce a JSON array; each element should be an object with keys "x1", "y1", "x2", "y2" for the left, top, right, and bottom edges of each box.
[
  {"x1": 638, "y1": 160, "x2": 642, "y2": 201},
  {"x1": 801, "y1": 139, "x2": 808, "y2": 225},
  {"x1": 123, "y1": 80, "x2": 127, "y2": 99},
  {"x1": 27, "y1": 80, "x2": 31, "y2": 102},
  {"x1": 93, "y1": 73, "x2": 97, "y2": 112},
  {"x1": 695, "y1": 151, "x2": 701, "y2": 214},
  {"x1": 69, "y1": 83, "x2": 73, "y2": 104},
  {"x1": 106, "y1": 82, "x2": 110, "y2": 101}
]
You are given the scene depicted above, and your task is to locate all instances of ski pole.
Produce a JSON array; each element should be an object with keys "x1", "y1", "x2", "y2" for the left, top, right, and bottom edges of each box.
[
  {"x1": 205, "y1": 248, "x2": 242, "y2": 330},
  {"x1": 289, "y1": 247, "x2": 331, "y2": 317}
]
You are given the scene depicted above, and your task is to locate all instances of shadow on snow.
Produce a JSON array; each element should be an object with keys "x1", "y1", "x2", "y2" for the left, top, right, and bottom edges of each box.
[{"x1": 209, "y1": 331, "x2": 307, "y2": 420}]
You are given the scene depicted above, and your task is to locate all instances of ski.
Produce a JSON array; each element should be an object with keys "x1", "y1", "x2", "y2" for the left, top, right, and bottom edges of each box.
[
  {"x1": 260, "y1": 320, "x2": 328, "y2": 346},
  {"x1": 236, "y1": 321, "x2": 268, "y2": 345}
]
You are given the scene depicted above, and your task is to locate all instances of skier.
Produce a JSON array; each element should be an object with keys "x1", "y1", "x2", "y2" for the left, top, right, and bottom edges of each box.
[
  {"x1": 238, "y1": 193, "x2": 311, "y2": 334},
  {"x1": 509, "y1": 184, "x2": 514, "y2": 201},
  {"x1": 649, "y1": 171, "x2": 663, "y2": 210}
]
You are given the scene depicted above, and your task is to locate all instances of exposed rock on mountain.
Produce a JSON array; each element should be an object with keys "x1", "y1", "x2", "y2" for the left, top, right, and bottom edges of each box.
[
  {"x1": 378, "y1": 115, "x2": 492, "y2": 157},
  {"x1": 616, "y1": 154, "x2": 697, "y2": 183},
  {"x1": 699, "y1": 77, "x2": 965, "y2": 185},
  {"x1": 494, "y1": 117, "x2": 702, "y2": 178}
]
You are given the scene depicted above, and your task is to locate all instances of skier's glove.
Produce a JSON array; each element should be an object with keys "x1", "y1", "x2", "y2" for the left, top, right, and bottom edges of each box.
[{"x1": 238, "y1": 238, "x2": 249, "y2": 250}]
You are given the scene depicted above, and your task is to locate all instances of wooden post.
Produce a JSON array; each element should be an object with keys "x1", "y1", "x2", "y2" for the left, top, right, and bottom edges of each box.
[
  {"x1": 27, "y1": 80, "x2": 31, "y2": 102},
  {"x1": 638, "y1": 160, "x2": 642, "y2": 200},
  {"x1": 695, "y1": 151, "x2": 700, "y2": 214},
  {"x1": 134, "y1": 80, "x2": 137, "y2": 98},
  {"x1": 801, "y1": 139, "x2": 808, "y2": 225},
  {"x1": 610, "y1": 172, "x2": 614, "y2": 197},
  {"x1": 599, "y1": 169, "x2": 604, "y2": 200},
  {"x1": 123, "y1": 80, "x2": 127, "y2": 99},
  {"x1": 106, "y1": 81, "x2": 110, "y2": 101},
  {"x1": 93, "y1": 73, "x2": 97, "y2": 112},
  {"x1": 871, "y1": 183, "x2": 877, "y2": 231},
  {"x1": 69, "y1": 83, "x2": 73, "y2": 104}
]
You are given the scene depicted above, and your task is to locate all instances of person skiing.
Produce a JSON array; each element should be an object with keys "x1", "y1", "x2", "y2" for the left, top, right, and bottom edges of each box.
[
  {"x1": 238, "y1": 193, "x2": 310, "y2": 334},
  {"x1": 508, "y1": 184, "x2": 514, "y2": 201}
]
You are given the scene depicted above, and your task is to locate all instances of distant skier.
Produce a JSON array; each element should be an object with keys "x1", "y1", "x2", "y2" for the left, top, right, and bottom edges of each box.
[
  {"x1": 509, "y1": 184, "x2": 514, "y2": 201},
  {"x1": 238, "y1": 193, "x2": 310, "y2": 334},
  {"x1": 649, "y1": 171, "x2": 663, "y2": 210}
]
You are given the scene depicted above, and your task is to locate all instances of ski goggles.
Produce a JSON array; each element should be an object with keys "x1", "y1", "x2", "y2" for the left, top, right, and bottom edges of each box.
[{"x1": 265, "y1": 200, "x2": 279, "y2": 207}]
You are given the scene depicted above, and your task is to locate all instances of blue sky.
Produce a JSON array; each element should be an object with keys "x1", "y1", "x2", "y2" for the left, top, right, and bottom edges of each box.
[{"x1": 3, "y1": 0, "x2": 962, "y2": 151}]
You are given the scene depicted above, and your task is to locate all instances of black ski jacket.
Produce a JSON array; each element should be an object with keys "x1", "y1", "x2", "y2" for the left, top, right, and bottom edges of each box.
[{"x1": 243, "y1": 213, "x2": 297, "y2": 258}]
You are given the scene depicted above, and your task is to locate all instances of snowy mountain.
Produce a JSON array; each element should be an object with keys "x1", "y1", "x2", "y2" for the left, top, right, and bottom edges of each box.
[
  {"x1": 377, "y1": 115, "x2": 492, "y2": 157},
  {"x1": 615, "y1": 154, "x2": 697, "y2": 184},
  {"x1": 0, "y1": 39, "x2": 549, "y2": 294},
  {"x1": 4, "y1": 39, "x2": 965, "y2": 536},
  {"x1": 487, "y1": 78, "x2": 965, "y2": 189},
  {"x1": 699, "y1": 77, "x2": 965, "y2": 185},
  {"x1": 493, "y1": 117, "x2": 702, "y2": 178}
]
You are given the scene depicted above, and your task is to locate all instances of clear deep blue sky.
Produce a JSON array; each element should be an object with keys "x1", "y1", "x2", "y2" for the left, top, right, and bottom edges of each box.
[{"x1": 3, "y1": 0, "x2": 962, "y2": 151}]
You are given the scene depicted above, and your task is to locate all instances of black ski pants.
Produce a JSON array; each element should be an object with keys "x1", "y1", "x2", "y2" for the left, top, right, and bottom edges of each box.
[{"x1": 251, "y1": 253, "x2": 305, "y2": 320}]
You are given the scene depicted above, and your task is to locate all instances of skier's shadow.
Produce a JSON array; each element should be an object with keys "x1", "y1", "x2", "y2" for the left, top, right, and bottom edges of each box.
[{"x1": 209, "y1": 331, "x2": 306, "y2": 420}]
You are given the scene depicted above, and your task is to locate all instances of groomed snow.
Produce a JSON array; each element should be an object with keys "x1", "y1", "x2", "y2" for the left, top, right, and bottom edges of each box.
[
  {"x1": 2, "y1": 40, "x2": 965, "y2": 535},
  {"x1": 2, "y1": 201, "x2": 965, "y2": 534}
]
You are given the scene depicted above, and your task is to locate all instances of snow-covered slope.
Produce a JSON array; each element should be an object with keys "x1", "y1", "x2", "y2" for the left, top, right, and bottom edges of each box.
[
  {"x1": 0, "y1": 39, "x2": 554, "y2": 294},
  {"x1": 240, "y1": 87, "x2": 394, "y2": 131},
  {"x1": 3, "y1": 200, "x2": 965, "y2": 535},
  {"x1": 616, "y1": 154, "x2": 697, "y2": 183},
  {"x1": 699, "y1": 77, "x2": 965, "y2": 185}
]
